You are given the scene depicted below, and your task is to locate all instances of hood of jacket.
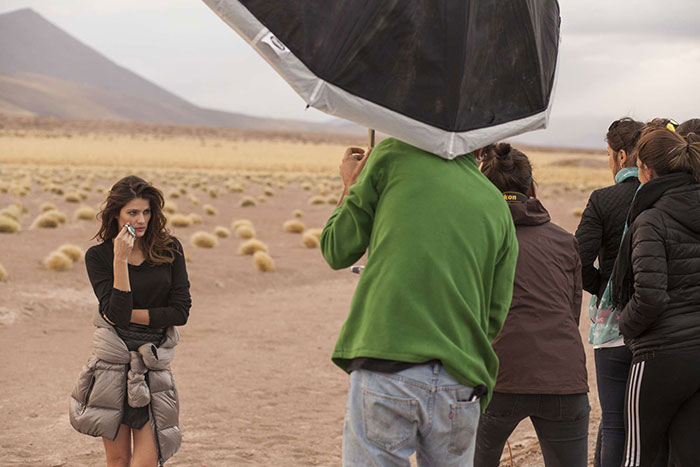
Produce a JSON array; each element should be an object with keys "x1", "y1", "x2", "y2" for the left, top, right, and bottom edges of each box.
[
  {"x1": 653, "y1": 183, "x2": 700, "y2": 234},
  {"x1": 508, "y1": 198, "x2": 551, "y2": 227}
]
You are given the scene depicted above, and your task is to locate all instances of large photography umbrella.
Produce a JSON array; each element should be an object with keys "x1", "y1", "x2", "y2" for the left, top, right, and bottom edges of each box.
[{"x1": 203, "y1": 1, "x2": 560, "y2": 159}]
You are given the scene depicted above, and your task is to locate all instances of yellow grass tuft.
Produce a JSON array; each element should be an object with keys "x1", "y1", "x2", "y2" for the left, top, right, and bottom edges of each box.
[
  {"x1": 188, "y1": 195, "x2": 200, "y2": 205},
  {"x1": 293, "y1": 209, "x2": 303, "y2": 218},
  {"x1": 264, "y1": 187, "x2": 275, "y2": 197},
  {"x1": 253, "y1": 250, "x2": 275, "y2": 272},
  {"x1": 240, "y1": 196, "x2": 256, "y2": 207},
  {"x1": 64, "y1": 191, "x2": 81, "y2": 203},
  {"x1": 44, "y1": 250, "x2": 73, "y2": 271},
  {"x1": 203, "y1": 204, "x2": 218, "y2": 216},
  {"x1": 257, "y1": 195, "x2": 267, "y2": 203},
  {"x1": 302, "y1": 231, "x2": 320, "y2": 248},
  {"x1": 0, "y1": 205, "x2": 22, "y2": 220},
  {"x1": 0, "y1": 263, "x2": 7, "y2": 281},
  {"x1": 31, "y1": 211, "x2": 60, "y2": 229},
  {"x1": 163, "y1": 201, "x2": 178, "y2": 214},
  {"x1": 232, "y1": 219, "x2": 253, "y2": 230},
  {"x1": 283, "y1": 219, "x2": 306, "y2": 233},
  {"x1": 74, "y1": 205, "x2": 96, "y2": 221},
  {"x1": 191, "y1": 231, "x2": 218, "y2": 248},
  {"x1": 47, "y1": 210, "x2": 67, "y2": 224},
  {"x1": 189, "y1": 213, "x2": 203, "y2": 224},
  {"x1": 214, "y1": 226, "x2": 231, "y2": 238},
  {"x1": 306, "y1": 228, "x2": 323, "y2": 240},
  {"x1": 170, "y1": 214, "x2": 192, "y2": 227},
  {"x1": 0, "y1": 215, "x2": 20, "y2": 233},
  {"x1": 326, "y1": 194, "x2": 339, "y2": 204},
  {"x1": 234, "y1": 225, "x2": 255, "y2": 239},
  {"x1": 239, "y1": 239, "x2": 268, "y2": 255},
  {"x1": 40, "y1": 202, "x2": 57, "y2": 212},
  {"x1": 572, "y1": 208, "x2": 583, "y2": 217},
  {"x1": 58, "y1": 244, "x2": 84, "y2": 262},
  {"x1": 309, "y1": 195, "x2": 326, "y2": 205}
]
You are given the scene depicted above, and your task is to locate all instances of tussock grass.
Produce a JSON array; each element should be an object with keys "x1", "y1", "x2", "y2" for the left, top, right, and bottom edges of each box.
[
  {"x1": 0, "y1": 205, "x2": 22, "y2": 220},
  {"x1": 572, "y1": 208, "x2": 584, "y2": 217},
  {"x1": 232, "y1": 219, "x2": 253, "y2": 230},
  {"x1": 0, "y1": 215, "x2": 20, "y2": 233},
  {"x1": 188, "y1": 195, "x2": 200, "y2": 205},
  {"x1": 40, "y1": 202, "x2": 57, "y2": 212},
  {"x1": 309, "y1": 195, "x2": 326, "y2": 205},
  {"x1": 58, "y1": 244, "x2": 84, "y2": 262},
  {"x1": 31, "y1": 211, "x2": 60, "y2": 229},
  {"x1": 191, "y1": 231, "x2": 218, "y2": 248},
  {"x1": 302, "y1": 231, "x2": 320, "y2": 248},
  {"x1": 0, "y1": 263, "x2": 7, "y2": 281},
  {"x1": 257, "y1": 195, "x2": 267, "y2": 203},
  {"x1": 203, "y1": 204, "x2": 218, "y2": 216},
  {"x1": 301, "y1": 182, "x2": 312, "y2": 191},
  {"x1": 64, "y1": 191, "x2": 81, "y2": 203},
  {"x1": 264, "y1": 187, "x2": 275, "y2": 197},
  {"x1": 240, "y1": 196, "x2": 256, "y2": 207},
  {"x1": 169, "y1": 214, "x2": 192, "y2": 227},
  {"x1": 74, "y1": 205, "x2": 96, "y2": 220},
  {"x1": 234, "y1": 225, "x2": 255, "y2": 239},
  {"x1": 283, "y1": 219, "x2": 306, "y2": 233},
  {"x1": 239, "y1": 239, "x2": 268, "y2": 255},
  {"x1": 163, "y1": 201, "x2": 178, "y2": 214},
  {"x1": 214, "y1": 226, "x2": 231, "y2": 238},
  {"x1": 293, "y1": 209, "x2": 303, "y2": 218},
  {"x1": 326, "y1": 194, "x2": 339, "y2": 204},
  {"x1": 189, "y1": 213, "x2": 203, "y2": 224},
  {"x1": 44, "y1": 250, "x2": 73, "y2": 271},
  {"x1": 306, "y1": 228, "x2": 323, "y2": 240},
  {"x1": 253, "y1": 251, "x2": 275, "y2": 272}
]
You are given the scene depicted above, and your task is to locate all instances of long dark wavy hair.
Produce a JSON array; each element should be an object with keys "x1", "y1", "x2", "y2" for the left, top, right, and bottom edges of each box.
[{"x1": 95, "y1": 175, "x2": 176, "y2": 264}]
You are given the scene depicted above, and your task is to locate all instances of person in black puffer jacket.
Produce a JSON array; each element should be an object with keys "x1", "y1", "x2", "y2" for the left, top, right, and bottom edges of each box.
[
  {"x1": 575, "y1": 118, "x2": 643, "y2": 467},
  {"x1": 612, "y1": 125, "x2": 700, "y2": 466}
]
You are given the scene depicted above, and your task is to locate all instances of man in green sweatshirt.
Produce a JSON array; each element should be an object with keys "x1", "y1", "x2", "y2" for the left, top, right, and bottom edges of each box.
[{"x1": 321, "y1": 138, "x2": 518, "y2": 466}]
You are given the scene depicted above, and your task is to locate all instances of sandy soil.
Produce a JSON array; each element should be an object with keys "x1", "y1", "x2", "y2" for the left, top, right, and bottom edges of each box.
[{"x1": 0, "y1": 155, "x2": 604, "y2": 466}]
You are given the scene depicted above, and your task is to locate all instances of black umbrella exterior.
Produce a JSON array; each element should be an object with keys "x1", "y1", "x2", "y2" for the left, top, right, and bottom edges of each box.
[{"x1": 203, "y1": 0, "x2": 560, "y2": 159}]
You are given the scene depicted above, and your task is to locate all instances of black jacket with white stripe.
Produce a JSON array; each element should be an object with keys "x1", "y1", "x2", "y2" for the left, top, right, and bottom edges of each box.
[{"x1": 619, "y1": 183, "x2": 700, "y2": 353}]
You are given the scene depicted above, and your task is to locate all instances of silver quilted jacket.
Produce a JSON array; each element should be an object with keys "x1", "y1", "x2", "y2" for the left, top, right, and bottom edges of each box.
[{"x1": 69, "y1": 312, "x2": 181, "y2": 463}]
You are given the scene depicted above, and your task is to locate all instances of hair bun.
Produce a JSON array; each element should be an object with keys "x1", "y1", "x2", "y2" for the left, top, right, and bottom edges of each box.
[{"x1": 496, "y1": 143, "x2": 512, "y2": 160}]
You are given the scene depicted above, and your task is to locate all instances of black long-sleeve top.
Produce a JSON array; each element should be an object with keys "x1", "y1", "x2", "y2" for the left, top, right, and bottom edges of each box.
[
  {"x1": 85, "y1": 238, "x2": 191, "y2": 331},
  {"x1": 574, "y1": 178, "x2": 639, "y2": 299}
]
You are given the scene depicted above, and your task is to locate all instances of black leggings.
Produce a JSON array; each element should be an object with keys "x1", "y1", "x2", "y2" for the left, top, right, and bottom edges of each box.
[{"x1": 623, "y1": 347, "x2": 700, "y2": 466}]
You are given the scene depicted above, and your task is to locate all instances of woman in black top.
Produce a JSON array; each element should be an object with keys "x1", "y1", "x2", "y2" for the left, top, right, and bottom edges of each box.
[
  {"x1": 613, "y1": 126, "x2": 700, "y2": 466},
  {"x1": 85, "y1": 176, "x2": 191, "y2": 467},
  {"x1": 574, "y1": 118, "x2": 643, "y2": 467}
]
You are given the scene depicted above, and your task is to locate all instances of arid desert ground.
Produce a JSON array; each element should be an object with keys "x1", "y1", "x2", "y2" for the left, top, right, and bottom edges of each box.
[{"x1": 0, "y1": 116, "x2": 613, "y2": 466}]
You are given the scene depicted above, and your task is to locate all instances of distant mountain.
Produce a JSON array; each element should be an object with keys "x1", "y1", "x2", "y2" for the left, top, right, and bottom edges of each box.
[{"x1": 0, "y1": 8, "x2": 362, "y2": 134}]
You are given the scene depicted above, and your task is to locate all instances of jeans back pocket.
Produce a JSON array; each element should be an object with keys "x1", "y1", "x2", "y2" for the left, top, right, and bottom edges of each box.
[
  {"x1": 362, "y1": 388, "x2": 419, "y2": 452},
  {"x1": 448, "y1": 399, "x2": 480, "y2": 455}
]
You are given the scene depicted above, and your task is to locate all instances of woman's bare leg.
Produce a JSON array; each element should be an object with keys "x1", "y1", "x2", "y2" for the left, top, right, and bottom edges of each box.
[
  {"x1": 131, "y1": 422, "x2": 159, "y2": 467},
  {"x1": 103, "y1": 424, "x2": 131, "y2": 467}
]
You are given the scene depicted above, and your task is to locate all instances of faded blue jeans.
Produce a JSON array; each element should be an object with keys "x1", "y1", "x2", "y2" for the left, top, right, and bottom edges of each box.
[{"x1": 343, "y1": 362, "x2": 481, "y2": 467}]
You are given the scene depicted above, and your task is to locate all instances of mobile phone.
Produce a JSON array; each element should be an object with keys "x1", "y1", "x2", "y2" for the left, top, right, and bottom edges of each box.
[
  {"x1": 125, "y1": 224, "x2": 136, "y2": 237},
  {"x1": 351, "y1": 265, "x2": 364, "y2": 274}
]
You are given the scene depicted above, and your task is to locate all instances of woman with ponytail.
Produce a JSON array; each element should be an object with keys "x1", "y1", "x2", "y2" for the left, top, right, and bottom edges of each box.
[
  {"x1": 475, "y1": 143, "x2": 590, "y2": 467},
  {"x1": 611, "y1": 127, "x2": 700, "y2": 466},
  {"x1": 574, "y1": 117, "x2": 644, "y2": 467}
]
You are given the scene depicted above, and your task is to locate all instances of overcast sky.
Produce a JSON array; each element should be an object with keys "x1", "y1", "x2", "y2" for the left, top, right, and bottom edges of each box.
[{"x1": 1, "y1": 1, "x2": 699, "y2": 147}]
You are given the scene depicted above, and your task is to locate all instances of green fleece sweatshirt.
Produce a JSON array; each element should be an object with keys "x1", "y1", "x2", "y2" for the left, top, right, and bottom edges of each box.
[{"x1": 321, "y1": 138, "x2": 518, "y2": 409}]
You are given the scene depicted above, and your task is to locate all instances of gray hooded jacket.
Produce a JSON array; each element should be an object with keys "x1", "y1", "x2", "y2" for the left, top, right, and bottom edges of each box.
[{"x1": 69, "y1": 312, "x2": 181, "y2": 463}]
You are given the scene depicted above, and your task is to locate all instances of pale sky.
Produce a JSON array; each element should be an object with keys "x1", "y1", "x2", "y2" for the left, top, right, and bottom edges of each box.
[{"x1": 1, "y1": 1, "x2": 699, "y2": 147}]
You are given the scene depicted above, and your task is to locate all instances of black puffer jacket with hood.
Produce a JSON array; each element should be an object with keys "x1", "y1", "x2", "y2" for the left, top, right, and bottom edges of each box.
[{"x1": 619, "y1": 183, "x2": 700, "y2": 353}]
